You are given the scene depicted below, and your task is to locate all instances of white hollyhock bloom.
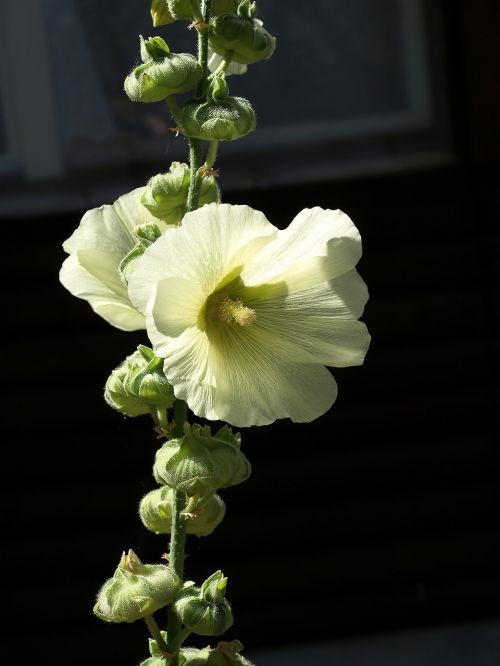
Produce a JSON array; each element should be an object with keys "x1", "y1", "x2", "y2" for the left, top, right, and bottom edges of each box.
[
  {"x1": 128, "y1": 204, "x2": 370, "y2": 427},
  {"x1": 60, "y1": 188, "x2": 172, "y2": 331}
]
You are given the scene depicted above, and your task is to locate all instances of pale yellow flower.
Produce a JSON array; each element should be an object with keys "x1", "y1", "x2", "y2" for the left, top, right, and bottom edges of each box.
[
  {"x1": 60, "y1": 188, "x2": 171, "y2": 331},
  {"x1": 128, "y1": 203, "x2": 370, "y2": 427}
]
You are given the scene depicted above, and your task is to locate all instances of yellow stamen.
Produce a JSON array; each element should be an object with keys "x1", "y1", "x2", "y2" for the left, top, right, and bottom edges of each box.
[{"x1": 219, "y1": 297, "x2": 256, "y2": 327}]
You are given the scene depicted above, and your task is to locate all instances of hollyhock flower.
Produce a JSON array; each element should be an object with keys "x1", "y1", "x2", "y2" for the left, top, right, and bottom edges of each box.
[
  {"x1": 60, "y1": 188, "x2": 172, "y2": 331},
  {"x1": 128, "y1": 204, "x2": 370, "y2": 427}
]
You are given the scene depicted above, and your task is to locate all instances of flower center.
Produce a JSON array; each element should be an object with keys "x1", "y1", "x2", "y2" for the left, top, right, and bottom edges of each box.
[{"x1": 218, "y1": 296, "x2": 256, "y2": 327}]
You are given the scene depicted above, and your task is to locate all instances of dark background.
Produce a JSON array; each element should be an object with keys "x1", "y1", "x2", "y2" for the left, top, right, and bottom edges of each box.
[{"x1": 5, "y1": 1, "x2": 500, "y2": 664}]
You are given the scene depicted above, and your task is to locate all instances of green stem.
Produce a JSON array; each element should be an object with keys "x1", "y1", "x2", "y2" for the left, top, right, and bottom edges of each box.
[
  {"x1": 172, "y1": 400, "x2": 188, "y2": 437},
  {"x1": 166, "y1": 488, "x2": 188, "y2": 651},
  {"x1": 156, "y1": 407, "x2": 169, "y2": 432},
  {"x1": 204, "y1": 140, "x2": 219, "y2": 170},
  {"x1": 187, "y1": 0, "x2": 213, "y2": 211},
  {"x1": 165, "y1": 94, "x2": 180, "y2": 127},
  {"x1": 186, "y1": 137, "x2": 203, "y2": 212},
  {"x1": 169, "y1": 626, "x2": 193, "y2": 653},
  {"x1": 144, "y1": 614, "x2": 169, "y2": 653}
]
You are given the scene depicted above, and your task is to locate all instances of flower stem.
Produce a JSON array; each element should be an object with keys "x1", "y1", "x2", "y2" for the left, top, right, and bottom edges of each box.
[
  {"x1": 187, "y1": 0, "x2": 213, "y2": 212},
  {"x1": 204, "y1": 140, "x2": 219, "y2": 170},
  {"x1": 144, "y1": 614, "x2": 168, "y2": 653},
  {"x1": 166, "y1": 488, "x2": 187, "y2": 651},
  {"x1": 172, "y1": 400, "x2": 187, "y2": 437},
  {"x1": 187, "y1": 137, "x2": 203, "y2": 212}
]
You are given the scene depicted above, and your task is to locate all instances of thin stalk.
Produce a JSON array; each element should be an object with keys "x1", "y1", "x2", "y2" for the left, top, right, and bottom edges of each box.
[
  {"x1": 172, "y1": 400, "x2": 188, "y2": 437},
  {"x1": 204, "y1": 140, "x2": 219, "y2": 170},
  {"x1": 166, "y1": 489, "x2": 187, "y2": 651},
  {"x1": 186, "y1": 137, "x2": 203, "y2": 212},
  {"x1": 144, "y1": 615, "x2": 169, "y2": 653}
]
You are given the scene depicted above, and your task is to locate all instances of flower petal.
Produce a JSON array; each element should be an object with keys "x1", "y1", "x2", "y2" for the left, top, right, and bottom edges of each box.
[
  {"x1": 129, "y1": 203, "x2": 277, "y2": 313},
  {"x1": 241, "y1": 207, "x2": 362, "y2": 290},
  {"x1": 146, "y1": 278, "x2": 217, "y2": 419},
  {"x1": 59, "y1": 253, "x2": 145, "y2": 331},
  {"x1": 62, "y1": 188, "x2": 150, "y2": 260},
  {"x1": 239, "y1": 270, "x2": 370, "y2": 366},
  {"x1": 207, "y1": 325, "x2": 338, "y2": 426}
]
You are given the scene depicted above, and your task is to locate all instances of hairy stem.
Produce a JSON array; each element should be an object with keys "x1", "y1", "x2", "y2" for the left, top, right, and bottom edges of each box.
[
  {"x1": 172, "y1": 400, "x2": 188, "y2": 437},
  {"x1": 204, "y1": 140, "x2": 219, "y2": 170},
  {"x1": 144, "y1": 614, "x2": 168, "y2": 653},
  {"x1": 186, "y1": 137, "x2": 203, "y2": 212},
  {"x1": 166, "y1": 489, "x2": 187, "y2": 651}
]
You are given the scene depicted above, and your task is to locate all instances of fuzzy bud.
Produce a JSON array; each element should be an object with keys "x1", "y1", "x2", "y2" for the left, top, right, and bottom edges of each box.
[
  {"x1": 174, "y1": 571, "x2": 233, "y2": 636},
  {"x1": 141, "y1": 162, "x2": 219, "y2": 225},
  {"x1": 105, "y1": 345, "x2": 174, "y2": 417},
  {"x1": 207, "y1": 641, "x2": 253, "y2": 666},
  {"x1": 153, "y1": 423, "x2": 251, "y2": 496},
  {"x1": 209, "y1": 11, "x2": 276, "y2": 65},
  {"x1": 140, "y1": 486, "x2": 226, "y2": 536},
  {"x1": 94, "y1": 550, "x2": 180, "y2": 623},
  {"x1": 179, "y1": 75, "x2": 255, "y2": 141},
  {"x1": 125, "y1": 36, "x2": 202, "y2": 103}
]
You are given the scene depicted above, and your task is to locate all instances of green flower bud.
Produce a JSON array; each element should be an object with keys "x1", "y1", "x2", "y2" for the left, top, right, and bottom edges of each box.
[
  {"x1": 174, "y1": 571, "x2": 233, "y2": 636},
  {"x1": 140, "y1": 486, "x2": 226, "y2": 536},
  {"x1": 141, "y1": 162, "x2": 220, "y2": 225},
  {"x1": 209, "y1": 11, "x2": 276, "y2": 65},
  {"x1": 153, "y1": 423, "x2": 251, "y2": 496},
  {"x1": 119, "y1": 223, "x2": 162, "y2": 284},
  {"x1": 151, "y1": 0, "x2": 175, "y2": 26},
  {"x1": 179, "y1": 76, "x2": 256, "y2": 141},
  {"x1": 94, "y1": 550, "x2": 180, "y2": 623},
  {"x1": 207, "y1": 641, "x2": 253, "y2": 666},
  {"x1": 125, "y1": 36, "x2": 202, "y2": 103},
  {"x1": 105, "y1": 345, "x2": 174, "y2": 417}
]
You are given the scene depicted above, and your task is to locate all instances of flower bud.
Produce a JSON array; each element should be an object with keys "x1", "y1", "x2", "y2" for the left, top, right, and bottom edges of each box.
[
  {"x1": 153, "y1": 424, "x2": 251, "y2": 496},
  {"x1": 105, "y1": 345, "x2": 175, "y2": 417},
  {"x1": 125, "y1": 36, "x2": 202, "y2": 103},
  {"x1": 209, "y1": 10, "x2": 276, "y2": 65},
  {"x1": 141, "y1": 162, "x2": 219, "y2": 225},
  {"x1": 94, "y1": 550, "x2": 180, "y2": 623},
  {"x1": 179, "y1": 76, "x2": 256, "y2": 141},
  {"x1": 140, "y1": 486, "x2": 226, "y2": 536},
  {"x1": 119, "y1": 223, "x2": 162, "y2": 284},
  {"x1": 174, "y1": 571, "x2": 233, "y2": 636}
]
